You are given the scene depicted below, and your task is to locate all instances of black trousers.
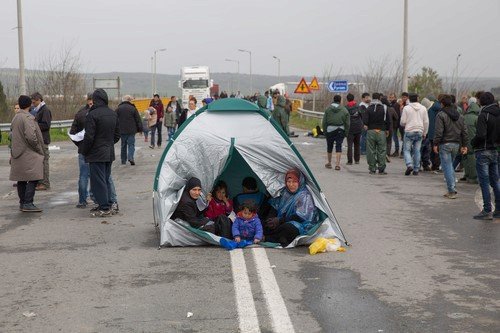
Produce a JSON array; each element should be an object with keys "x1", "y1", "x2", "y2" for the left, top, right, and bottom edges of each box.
[
  {"x1": 214, "y1": 215, "x2": 232, "y2": 239},
  {"x1": 17, "y1": 181, "x2": 37, "y2": 205},
  {"x1": 429, "y1": 139, "x2": 441, "y2": 170},
  {"x1": 155, "y1": 122, "x2": 162, "y2": 146},
  {"x1": 265, "y1": 223, "x2": 300, "y2": 247},
  {"x1": 89, "y1": 162, "x2": 112, "y2": 210},
  {"x1": 347, "y1": 133, "x2": 361, "y2": 163}
]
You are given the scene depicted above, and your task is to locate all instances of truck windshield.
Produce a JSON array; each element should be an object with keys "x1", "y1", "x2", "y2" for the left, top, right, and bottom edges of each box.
[{"x1": 183, "y1": 79, "x2": 208, "y2": 89}]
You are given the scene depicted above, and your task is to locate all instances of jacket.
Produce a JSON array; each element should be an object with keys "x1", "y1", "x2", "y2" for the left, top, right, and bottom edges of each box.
[
  {"x1": 205, "y1": 197, "x2": 233, "y2": 220},
  {"x1": 322, "y1": 103, "x2": 350, "y2": 135},
  {"x1": 463, "y1": 102, "x2": 480, "y2": 151},
  {"x1": 149, "y1": 100, "x2": 164, "y2": 121},
  {"x1": 387, "y1": 106, "x2": 399, "y2": 131},
  {"x1": 232, "y1": 215, "x2": 263, "y2": 241},
  {"x1": 9, "y1": 110, "x2": 45, "y2": 181},
  {"x1": 81, "y1": 89, "x2": 120, "y2": 163},
  {"x1": 116, "y1": 101, "x2": 142, "y2": 135},
  {"x1": 346, "y1": 102, "x2": 363, "y2": 135},
  {"x1": 171, "y1": 191, "x2": 211, "y2": 229},
  {"x1": 35, "y1": 104, "x2": 52, "y2": 144},
  {"x1": 363, "y1": 100, "x2": 391, "y2": 131},
  {"x1": 471, "y1": 103, "x2": 500, "y2": 151},
  {"x1": 167, "y1": 100, "x2": 182, "y2": 122},
  {"x1": 427, "y1": 101, "x2": 441, "y2": 140},
  {"x1": 400, "y1": 102, "x2": 429, "y2": 136},
  {"x1": 69, "y1": 104, "x2": 91, "y2": 154},
  {"x1": 433, "y1": 105, "x2": 467, "y2": 147},
  {"x1": 163, "y1": 110, "x2": 176, "y2": 127}
]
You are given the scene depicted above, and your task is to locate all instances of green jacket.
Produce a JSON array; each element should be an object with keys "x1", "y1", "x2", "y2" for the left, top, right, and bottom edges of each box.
[
  {"x1": 463, "y1": 102, "x2": 480, "y2": 151},
  {"x1": 322, "y1": 103, "x2": 350, "y2": 136}
]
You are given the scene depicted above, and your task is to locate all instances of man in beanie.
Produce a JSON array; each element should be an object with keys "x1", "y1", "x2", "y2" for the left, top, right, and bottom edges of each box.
[
  {"x1": 9, "y1": 95, "x2": 45, "y2": 212},
  {"x1": 30, "y1": 92, "x2": 52, "y2": 190},
  {"x1": 81, "y1": 89, "x2": 120, "y2": 217}
]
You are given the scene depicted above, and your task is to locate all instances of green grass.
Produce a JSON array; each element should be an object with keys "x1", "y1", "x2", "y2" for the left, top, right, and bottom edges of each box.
[
  {"x1": 289, "y1": 112, "x2": 322, "y2": 130},
  {"x1": 0, "y1": 128, "x2": 71, "y2": 146}
]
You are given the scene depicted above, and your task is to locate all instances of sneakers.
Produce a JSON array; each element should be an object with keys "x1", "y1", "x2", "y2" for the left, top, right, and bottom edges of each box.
[
  {"x1": 76, "y1": 202, "x2": 87, "y2": 209},
  {"x1": 128, "y1": 160, "x2": 135, "y2": 166},
  {"x1": 91, "y1": 209, "x2": 112, "y2": 218},
  {"x1": 21, "y1": 203, "x2": 43, "y2": 212},
  {"x1": 473, "y1": 210, "x2": 493, "y2": 220},
  {"x1": 111, "y1": 202, "x2": 119, "y2": 215},
  {"x1": 89, "y1": 203, "x2": 100, "y2": 212},
  {"x1": 369, "y1": 171, "x2": 376, "y2": 175},
  {"x1": 443, "y1": 192, "x2": 457, "y2": 199},
  {"x1": 412, "y1": 171, "x2": 419, "y2": 176},
  {"x1": 493, "y1": 211, "x2": 500, "y2": 219},
  {"x1": 405, "y1": 167, "x2": 413, "y2": 176}
]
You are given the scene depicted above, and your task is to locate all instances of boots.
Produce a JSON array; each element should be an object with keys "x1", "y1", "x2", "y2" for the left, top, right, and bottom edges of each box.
[{"x1": 391, "y1": 149, "x2": 399, "y2": 157}]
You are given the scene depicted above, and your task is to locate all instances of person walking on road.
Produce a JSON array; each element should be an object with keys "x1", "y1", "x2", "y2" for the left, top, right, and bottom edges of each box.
[
  {"x1": 116, "y1": 95, "x2": 142, "y2": 165},
  {"x1": 471, "y1": 92, "x2": 500, "y2": 219},
  {"x1": 30, "y1": 92, "x2": 52, "y2": 190},
  {"x1": 433, "y1": 95, "x2": 468, "y2": 199},
  {"x1": 400, "y1": 93, "x2": 429, "y2": 176},
  {"x1": 272, "y1": 95, "x2": 289, "y2": 136},
  {"x1": 363, "y1": 93, "x2": 392, "y2": 174},
  {"x1": 359, "y1": 92, "x2": 371, "y2": 155},
  {"x1": 382, "y1": 96, "x2": 399, "y2": 163},
  {"x1": 460, "y1": 97, "x2": 480, "y2": 183},
  {"x1": 426, "y1": 95, "x2": 443, "y2": 170},
  {"x1": 147, "y1": 106, "x2": 158, "y2": 148},
  {"x1": 163, "y1": 105, "x2": 176, "y2": 142},
  {"x1": 322, "y1": 95, "x2": 350, "y2": 170},
  {"x1": 346, "y1": 93, "x2": 363, "y2": 165},
  {"x1": 81, "y1": 89, "x2": 120, "y2": 217},
  {"x1": 10, "y1": 95, "x2": 45, "y2": 212},
  {"x1": 388, "y1": 93, "x2": 402, "y2": 157},
  {"x1": 149, "y1": 94, "x2": 164, "y2": 148}
]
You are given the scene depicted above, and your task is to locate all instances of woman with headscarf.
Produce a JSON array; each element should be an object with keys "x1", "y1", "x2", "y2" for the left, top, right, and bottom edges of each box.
[
  {"x1": 264, "y1": 169, "x2": 318, "y2": 246},
  {"x1": 171, "y1": 177, "x2": 232, "y2": 238}
]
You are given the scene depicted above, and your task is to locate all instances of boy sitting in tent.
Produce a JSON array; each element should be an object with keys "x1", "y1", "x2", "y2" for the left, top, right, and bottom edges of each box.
[{"x1": 233, "y1": 177, "x2": 267, "y2": 216}]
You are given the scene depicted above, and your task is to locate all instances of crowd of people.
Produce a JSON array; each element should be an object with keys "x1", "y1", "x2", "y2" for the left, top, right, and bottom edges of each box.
[{"x1": 321, "y1": 90, "x2": 500, "y2": 220}]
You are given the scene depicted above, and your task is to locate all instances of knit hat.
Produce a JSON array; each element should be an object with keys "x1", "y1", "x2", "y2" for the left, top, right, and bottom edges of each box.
[
  {"x1": 186, "y1": 177, "x2": 202, "y2": 191},
  {"x1": 18, "y1": 95, "x2": 32, "y2": 109},
  {"x1": 285, "y1": 169, "x2": 300, "y2": 184}
]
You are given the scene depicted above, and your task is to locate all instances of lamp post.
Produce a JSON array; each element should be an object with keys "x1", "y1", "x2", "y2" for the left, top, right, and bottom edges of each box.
[
  {"x1": 402, "y1": 0, "x2": 409, "y2": 93},
  {"x1": 153, "y1": 48, "x2": 166, "y2": 95},
  {"x1": 455, "y1": 54, "x2": 461, "y2": 97},
  {"x1": 225, "y1": 58, "x2": 240, "y2": 92},
  {"x1": 16, "y1": 0, "x2": 26, "y2": 95},
  {"x1": 238, "y1": 49, "x2": 252, "y2": 94},
  {"x1": 150, "y1": 56, "x2": 154, "y2": 97},
  {"x1": 272, "y1": 56, "x2": 281, "y2": 82}
]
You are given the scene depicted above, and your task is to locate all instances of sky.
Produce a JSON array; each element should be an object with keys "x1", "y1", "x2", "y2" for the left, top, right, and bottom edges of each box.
[{"x1": 1, "y1": 0, "x2": 500, "y2": 78}]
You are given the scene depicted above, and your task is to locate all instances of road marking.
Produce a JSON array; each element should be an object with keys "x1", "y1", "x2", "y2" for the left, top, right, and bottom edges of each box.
[
  {"x1": 230, "y1": 249, "x2": 261, "y2": 333},
  {"x1": 252, "y1": 248, "x2": 295, "y2": 333}
]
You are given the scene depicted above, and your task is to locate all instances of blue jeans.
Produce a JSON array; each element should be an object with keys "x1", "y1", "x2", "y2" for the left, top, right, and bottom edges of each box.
[
  {"x1": 392, "y1": 130, "x2": 400, "y2": 152},
  {"x1": 360, "y1": 129, "x2": 367, "y2": 155},
  {"x1": 78, "y1": 153, "x2": 90, "y2": 204},
  {"x1": 439, "y1": 143, "x2": 460, "y2": 193},
  {"x1": 89, "y1": 173, "x2": 116, "y2": 204},
  {"x1": 475, "y1": 150, "x2": 500, "y2": 213},
  {"x1": 166, "y1": 126, "x2": 175, "y2": 142},
  {"x1": 403, "y1": 132, "x2": 422, "y2": 169},
  {"x1": 120, "y1": 134, "x2": 136, "y2": 163}
]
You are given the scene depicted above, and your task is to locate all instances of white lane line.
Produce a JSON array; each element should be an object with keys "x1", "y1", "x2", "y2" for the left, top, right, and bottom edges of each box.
[
  {"x1": 230, "y1": 249, "x2": 261, "y2": 333},
  {"x1": 252, "y1": 248, "x2": 295, "y2": 333}
]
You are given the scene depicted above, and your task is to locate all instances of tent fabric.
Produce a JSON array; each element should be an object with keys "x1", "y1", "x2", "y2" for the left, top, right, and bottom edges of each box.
[{"x1": 153, "y1": 98, "x2": 347, "y2": 247}]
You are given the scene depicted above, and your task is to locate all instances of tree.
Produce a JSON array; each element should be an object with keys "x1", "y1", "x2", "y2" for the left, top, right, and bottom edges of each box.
[
  {"x1": 0, "y1": 80, "x2": 9, "y2": 123},
  {"x1": 409, "y1": 67, "x2": 443, "y2": 97}
]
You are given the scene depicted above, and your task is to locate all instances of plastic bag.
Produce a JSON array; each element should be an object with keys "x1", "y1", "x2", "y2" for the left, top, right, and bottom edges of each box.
[{"x1": 309, "y1": 238, "x2": 345, "y2": 255}]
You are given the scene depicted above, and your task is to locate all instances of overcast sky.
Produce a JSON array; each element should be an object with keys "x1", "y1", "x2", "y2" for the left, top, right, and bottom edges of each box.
[{"x1": 1, "y1": 0, "x2": 500, "y2": 78}]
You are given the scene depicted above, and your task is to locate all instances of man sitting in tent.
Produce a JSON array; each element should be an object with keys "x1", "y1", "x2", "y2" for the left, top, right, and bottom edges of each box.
[
  {"x1": 263, "y1": 169, "x2": 318, "y2": 246},
  {"x1": 171, "y1": 177, "x2": 232, "y2": 238}
]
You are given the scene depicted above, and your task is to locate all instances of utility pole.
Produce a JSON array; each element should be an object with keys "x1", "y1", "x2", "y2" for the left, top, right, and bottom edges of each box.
[
  {"x1": 455, "y1": 54, "x2": 461, "y2": 97},
  {"x1": 402, "y1": 0, "x2": 409, "y2": 93},
  {"x1": 238, "y1": 49, "x2": 252, "y2": 94},
  {"x1": 150, "y1": 56, "x2": 154, "y2": 97},
  {"x1": 17, "y1": 0, "x2": 26, "y2": 95},
  {"x1": 273, "y1": 56, "x2": 281, "y2": 82},
  {"x1": 153, "y1": 48, "x2": 166, "y2": 95}
]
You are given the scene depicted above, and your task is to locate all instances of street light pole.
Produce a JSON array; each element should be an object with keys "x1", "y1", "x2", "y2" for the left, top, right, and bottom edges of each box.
[
  {"x1": 238, "y1": 49, "x2": 252, "y2": 94},
  {"x1": 16, "y1": 0, "x2": 26, "y2": 95},
  {"x1": 455, "y1": 54, "x2": 461, "y2": 97},
  {"x1": 150, "y1": 56, "x2": 154, "y2": 97},
  {"x1": 273, "y1": 56, "x2": 281, "y2": 82},
  {"x1": 225, "y1": 58, "x2": 240, "y2": 92},
  {"x1": 153, "y1": 48, "x2": 166, "y2": 95},
  {"x1": 402, "y1": 0, "x2": 409, "y2": 93}
]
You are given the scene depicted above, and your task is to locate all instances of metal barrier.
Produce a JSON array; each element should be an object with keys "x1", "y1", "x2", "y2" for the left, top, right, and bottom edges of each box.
[
  {"x1": 0, "y1": 119, "x2": 73, "y2": 132},
  {"x1": 297, "y1": 108, "x2": 323, "y2": 120}
]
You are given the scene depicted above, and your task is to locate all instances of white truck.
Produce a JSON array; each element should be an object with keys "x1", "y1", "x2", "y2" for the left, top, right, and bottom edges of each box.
[{"x1": 179, "y1": 66, "x2": 213, "y2": 109}]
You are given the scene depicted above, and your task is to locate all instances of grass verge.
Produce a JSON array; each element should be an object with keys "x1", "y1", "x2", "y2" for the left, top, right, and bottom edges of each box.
[
  {"x1": 0, "y1": 128, "x2": 71, "y2": 146},
  {"x1": 289, "y1": 112, "x2": 322, "y2": 130}
]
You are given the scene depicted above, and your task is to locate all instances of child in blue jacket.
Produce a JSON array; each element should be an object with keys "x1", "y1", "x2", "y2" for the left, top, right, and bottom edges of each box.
[{"x1": 232, "y1": 203, "x2": 263, "y2": 244}]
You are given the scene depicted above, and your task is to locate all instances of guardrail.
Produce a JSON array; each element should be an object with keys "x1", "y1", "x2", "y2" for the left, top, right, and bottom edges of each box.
[
  {"x1": 297, "y1": 108, "x2": 323, "y2": 120},
  {"x1": 0, "y1": 119, "x2": 73, "y2": 132}
]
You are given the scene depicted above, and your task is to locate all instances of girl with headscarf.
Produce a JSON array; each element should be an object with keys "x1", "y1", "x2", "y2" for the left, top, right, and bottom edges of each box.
[
  {"x1": 171, "y1": 177, "x2": 232, "y2": 238},
  {"x1": 264, "y1": 169, "x2": 317, "y2": 246}
]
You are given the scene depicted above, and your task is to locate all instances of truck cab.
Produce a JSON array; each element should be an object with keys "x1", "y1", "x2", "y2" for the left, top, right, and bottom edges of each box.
[{"x1": 179, "y1": 66, "x2": 213, "y2": 109}]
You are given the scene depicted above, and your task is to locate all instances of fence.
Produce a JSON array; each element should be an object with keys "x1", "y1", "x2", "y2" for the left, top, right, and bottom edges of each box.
[
  {"x1": 0, "y1": 119, "x2": 73, "y2": 132},
  {"x1": 296, "y1": 108, "x2": 323, "y2": 120}
]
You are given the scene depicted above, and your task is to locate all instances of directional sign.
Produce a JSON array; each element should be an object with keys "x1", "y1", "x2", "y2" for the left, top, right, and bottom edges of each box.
[
  {"x1": 309, "y1": 76, "x2": 320, "y2": 91},
  {"x1": 294, "y1": 77, "x2": 311, "y2": 94},
  {"x1": 327, "y1": 80, "x2": 349, "y2": 93}
]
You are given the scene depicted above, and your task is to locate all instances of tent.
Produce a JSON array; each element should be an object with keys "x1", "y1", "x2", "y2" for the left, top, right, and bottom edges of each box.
[{"x1": 153, "y1": 98, "x2": 348, "y2": 247}]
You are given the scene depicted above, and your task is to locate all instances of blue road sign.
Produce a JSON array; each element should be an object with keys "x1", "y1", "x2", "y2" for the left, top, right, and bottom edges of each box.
[{"x1": 327, "y1": 80, "x2": 349, "y2": 93}]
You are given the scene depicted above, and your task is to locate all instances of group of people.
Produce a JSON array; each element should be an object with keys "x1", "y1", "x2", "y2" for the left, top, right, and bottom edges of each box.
[
  {"x1": 321, "y1": 90, "x2": 500, "y2": 220},
  {"x1": 171, "y1": 170, "x2": 318, "y2": 247}
]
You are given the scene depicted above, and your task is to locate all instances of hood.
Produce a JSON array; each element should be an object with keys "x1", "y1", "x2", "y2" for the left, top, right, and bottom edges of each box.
[
  {"x1": 257, "y1": 95, "x2": 267, "y2": 109},
  {"x1": 92, "y1": 88, "x2": 109, "y2": 107},
  {"x1": 329, "y1": 103, "x2": 342, "y2": 112},
  {"x1": 408, "y1": 102, "x2": 425, "y2": 112},
  {"x1": 481, "y1": 103, "x2": 500, "y2": 117},
  {"x1": 277, "y1": 95, "x2": 286, "y2": 107},
  {"x1": 442, "y1": 105, "x2": 460, "y2": 121},
  {"x1": 466, "y1": 102, "x2": 480, "y2": 115}
]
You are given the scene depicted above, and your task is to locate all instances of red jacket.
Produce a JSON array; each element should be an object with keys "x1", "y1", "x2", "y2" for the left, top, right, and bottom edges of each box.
[{"x1": 205, "y1": 198, "x2": 233, "y2": 220}]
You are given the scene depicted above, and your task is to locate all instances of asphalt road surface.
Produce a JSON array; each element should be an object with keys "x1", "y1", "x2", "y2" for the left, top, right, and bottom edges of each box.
[{"x1": 0, "y1": 130, "x2": 499, "y2": 333}]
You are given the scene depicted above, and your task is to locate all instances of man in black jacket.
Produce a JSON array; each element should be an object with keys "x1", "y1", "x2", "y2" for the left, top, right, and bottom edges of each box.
[
  {"x1": 471, "y1": 92, "x2": 500, "y2": 219},
  {"x1": 116, "y1": 95, "x2": 142, "y2": 165},
  {"x1": 82, "y1": 89, "x2": 120, "y2": 217},
  {"x1": 31, "y1": 92, "x2": 52, "y2": 190}
]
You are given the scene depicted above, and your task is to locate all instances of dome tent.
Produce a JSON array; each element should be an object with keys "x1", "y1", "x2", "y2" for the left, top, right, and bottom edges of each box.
[{"x1": 153, "y1": 98, "x2": 348, "y2": 247}]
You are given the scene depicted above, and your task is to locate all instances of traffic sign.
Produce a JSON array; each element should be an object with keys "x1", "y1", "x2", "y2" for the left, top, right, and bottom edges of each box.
[
  {"x1": 327, "y1": 80, "x2": 348, "y2": 93},
  {"x1": 294, "y1": 78, "x2": 311, "y2": 94},
  {"x1": 309, "y1": 76, "x2": 320, "y2": 91}
]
